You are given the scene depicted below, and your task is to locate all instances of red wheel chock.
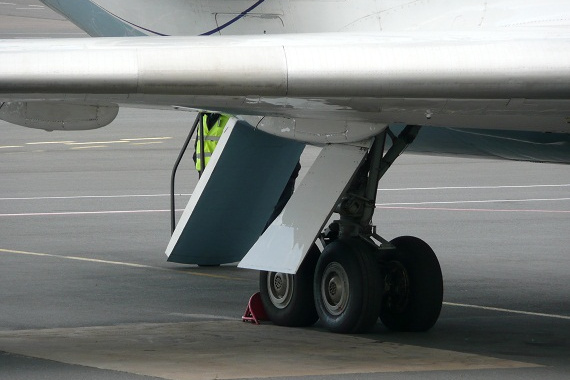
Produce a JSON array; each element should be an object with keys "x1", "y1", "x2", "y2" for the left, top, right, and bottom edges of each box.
[{"x1": 242, "y1": 292, "x2": 268, "y2": 324}]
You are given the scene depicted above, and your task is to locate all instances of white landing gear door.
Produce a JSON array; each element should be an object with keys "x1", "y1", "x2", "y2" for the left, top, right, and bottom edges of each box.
[{"x1": 238, "y1": 141, "x2": 372, "y2": 274}]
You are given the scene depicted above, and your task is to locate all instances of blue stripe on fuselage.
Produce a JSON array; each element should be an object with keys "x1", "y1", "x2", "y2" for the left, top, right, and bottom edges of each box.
[
  {"x1": 42, "y1": 0, "x2": 268, "y2": 37},
  {"x1": 41, "y1": 0, "x2": 147, "y2": 37}
]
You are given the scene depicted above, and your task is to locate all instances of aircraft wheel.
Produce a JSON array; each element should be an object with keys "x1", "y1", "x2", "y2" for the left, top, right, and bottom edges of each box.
[
  {"x1": 259, "y1": 245, "x2": 320, "y2": 327},
  {"x1": 379, "y1": 236, "x2": 443, "y2": 332},
  {"x1": 314, "y1": 238, "x2": 381, "y2": 333}
]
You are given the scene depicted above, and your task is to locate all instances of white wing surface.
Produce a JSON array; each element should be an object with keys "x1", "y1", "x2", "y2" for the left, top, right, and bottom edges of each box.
[{"x1": 1, "y1": 31, "x2": 569, "y2": 139}]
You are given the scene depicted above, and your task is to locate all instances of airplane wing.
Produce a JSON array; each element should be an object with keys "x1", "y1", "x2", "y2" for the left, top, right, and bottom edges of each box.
[
  {"x1": 1, "y1": 32, "x2": 569, "y2": 136},
  {"x1": 2, "y1": 31, "x2": 569, "y2": 333}
]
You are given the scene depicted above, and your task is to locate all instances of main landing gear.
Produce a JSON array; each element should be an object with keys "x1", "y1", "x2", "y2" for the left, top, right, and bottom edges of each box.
[{"x1": 260, "y1": 126, "x2": 444, "y2": 333}]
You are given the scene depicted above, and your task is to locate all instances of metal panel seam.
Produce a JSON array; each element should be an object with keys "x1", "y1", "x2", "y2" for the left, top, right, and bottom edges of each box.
[
  {"x1": 282, "y1": 45, "x2": 289, "y2": 97},
  {"x1": 135, "y1": 49, "x2": 141, "y2": 95}
]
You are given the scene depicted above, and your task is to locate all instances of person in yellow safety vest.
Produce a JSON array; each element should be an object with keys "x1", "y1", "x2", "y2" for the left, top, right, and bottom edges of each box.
[{"x1": 195, "y1": 113, "x2": 231, "y2": 172}]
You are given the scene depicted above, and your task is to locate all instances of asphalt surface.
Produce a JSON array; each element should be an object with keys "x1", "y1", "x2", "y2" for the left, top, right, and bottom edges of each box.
[{"x1": 1, "y1": 2, "x2": 569, "y2": 379}]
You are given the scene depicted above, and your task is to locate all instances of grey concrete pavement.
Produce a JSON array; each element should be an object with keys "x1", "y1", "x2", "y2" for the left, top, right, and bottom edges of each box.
[
  {"x1": 2, "y1": 108, "x2": 569, "y2": 380},
  {"x1": 1, "y1": 2, "x2": 569, "y2": 379},
  {"x1": 0, "y1": 0, "x2": 86, "y2": 38}
]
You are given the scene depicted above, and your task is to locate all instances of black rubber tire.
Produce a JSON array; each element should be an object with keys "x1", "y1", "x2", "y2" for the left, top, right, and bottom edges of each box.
[
  {"x1": 313, "y1": 238, "x2": 381, "y2": 333},
  {"x1": 259, "y1": 245, "x2": 320, "y2": 327},
  {"x1": 379, "y1": 236, "x2": 443, "y2": 332}
]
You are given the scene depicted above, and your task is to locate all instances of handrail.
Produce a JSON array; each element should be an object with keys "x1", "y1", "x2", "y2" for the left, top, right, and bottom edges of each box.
[{"x1": 170, "y1": 112, "x2": 202, "y2": 234}]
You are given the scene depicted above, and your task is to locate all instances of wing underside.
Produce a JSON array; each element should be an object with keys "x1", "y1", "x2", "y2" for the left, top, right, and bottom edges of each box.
[{"x1": 1, "y1": 32, "x2": 569, "y2": 139}]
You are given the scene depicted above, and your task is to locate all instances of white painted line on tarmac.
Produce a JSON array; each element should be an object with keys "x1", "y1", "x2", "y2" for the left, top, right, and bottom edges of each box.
[
  {"x1": 0, "y1": 193, "x2": 191, "y2": 201},
  {"x1": 120, "y1": 137, "x2": 172, "y2": 141},
  {"x1": 377, "y1": 197, "x2": 570, "y2": 206},
  {"x1": 70, "y1": 145, "x2": 108, "y2": 150},
  {"x1": 2, "y1": 249, "x2": 565, "y2": 320},
  {"x1": 0, "y1": 137, "x2": 173, "y2": 152},
  {"x1": 0, "y1": 248, "x2": 151, "y2": 268},
  {"x1": 65, "y1": 140, "x2": 129, "y2": 145},
  {"x1": 25, "y1": 141, "x2": 75, "y2": 145},
  {"x1": 0, "y1": 209, "x2": 183, "y2": 217},
  {"x1": 3, "y1": 246, "x2": 566, "y2": 320},
  {"x1": 0, "y1": 248, "x2": 244, "y2": 281},
  {"x1": 444, "y1": 302, "x2": 570, "y2": 320},
  {"x1": 377, "y1": 206, "x2": 570, "y2": 213},
  {"x1": 2, "y1": 195, "x2": 567, "y2": 214},
  {"x1": 378, "y1": 184, "x2": 570, "y2": 191},
  {"x1": 376, "y1": 197, "x2": 570, "y2": 213},
  {"x1": 130, "y1": 142, "x2": 164, "y2": 146}
]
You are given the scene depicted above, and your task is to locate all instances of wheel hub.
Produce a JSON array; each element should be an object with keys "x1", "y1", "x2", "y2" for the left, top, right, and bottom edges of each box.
[
  {"x1": 321, "y1": 262, "x2": 349, "y2": 316},
  {"x1": 267, "y1": 272, "x2": 294, "y2": 309}
]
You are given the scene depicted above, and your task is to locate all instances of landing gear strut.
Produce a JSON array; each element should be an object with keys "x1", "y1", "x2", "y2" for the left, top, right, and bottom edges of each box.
[
  {"x1": 312, "y1": 125, "x2": 443, "y2": 333},
  {"x1": 259, "y1": 125, "x2": 444, "y2": 333}
]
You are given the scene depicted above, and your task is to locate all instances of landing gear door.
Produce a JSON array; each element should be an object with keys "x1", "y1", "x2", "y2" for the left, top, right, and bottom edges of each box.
[{"x1": 239, "y1": 141, "x2": 372, "y2": 274}]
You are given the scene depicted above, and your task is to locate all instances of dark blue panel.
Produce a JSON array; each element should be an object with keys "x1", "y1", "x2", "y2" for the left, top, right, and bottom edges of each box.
[{"x1": 168, "y1": 121, "x2": 305, "y2": 265}]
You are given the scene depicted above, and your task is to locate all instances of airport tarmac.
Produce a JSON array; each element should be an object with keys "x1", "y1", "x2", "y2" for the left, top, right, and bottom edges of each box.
[{"x1": 1, "y1": 2, "x2": 570, "y2": 379}]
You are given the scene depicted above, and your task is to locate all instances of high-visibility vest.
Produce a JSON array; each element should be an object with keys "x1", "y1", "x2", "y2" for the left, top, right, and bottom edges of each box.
[{"x1": 195, "y1": 114, "x2": 230, "y2": 171}]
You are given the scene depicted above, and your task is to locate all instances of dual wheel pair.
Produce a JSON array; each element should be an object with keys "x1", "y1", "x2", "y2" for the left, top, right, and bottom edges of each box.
[{"x1": 260, "y1": 236, "x2": 444, "y2": 333}]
